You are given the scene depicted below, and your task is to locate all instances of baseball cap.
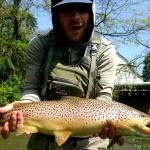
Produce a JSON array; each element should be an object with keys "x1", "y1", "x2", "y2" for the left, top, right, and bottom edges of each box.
[{"x1": 52, "y1": 0, "x2": 93, "y2": 8}]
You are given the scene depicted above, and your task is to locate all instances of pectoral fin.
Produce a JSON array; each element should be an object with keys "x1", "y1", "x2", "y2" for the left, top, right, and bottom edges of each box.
[
  {"x1": 109, "y1": 121, "x2": 125, "y2": 128},
  {"x1": 54, "y1": 131, "x2": 71, "y2": 146},
  {"x1": 107, "y1": 118, "x2": 127, "y2": 129},
  {"x1": 15, "y1": 124, "x2": 38, "y2": 135}
]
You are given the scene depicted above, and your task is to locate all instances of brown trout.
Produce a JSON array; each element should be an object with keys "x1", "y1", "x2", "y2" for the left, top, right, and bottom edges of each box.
[{"x1": 0, "y1": 96, "x2": 150, "y2": 149}]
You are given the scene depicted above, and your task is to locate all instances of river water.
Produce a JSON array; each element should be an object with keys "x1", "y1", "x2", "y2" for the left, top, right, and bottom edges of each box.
[
  {"x1": 0, "y1": 134, "x2": 150, "y2": 150},
  {"x1": 0, "y1": 134, "x2": 29, "y2": 150}
]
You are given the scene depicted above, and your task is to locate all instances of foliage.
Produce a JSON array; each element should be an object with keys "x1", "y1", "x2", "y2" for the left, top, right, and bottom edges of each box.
[
  {"x1": 0, "y1": 75, "x2": 24, "y2": 105},
  {"x1": 0, "y1": 39, "x2": 27, "y2": 104},
  {"x1": 0, "y1": 39, "x2": 26, "y2": 105},
  {"x1": 0, "y1": 0, "x2": 37, "y2": 104},
  {"x1": 142, "y1": 52, "x2": 150, "y2": 81},
  {"x1": 0, "y1": 38, "x2": 27, "y2": 82},
  {"x1": 95, "y1": 0, "x2": 150, "y2": 75},
  {"x1": 95, "y1": 0, "x2": 150, "y2": 45}
]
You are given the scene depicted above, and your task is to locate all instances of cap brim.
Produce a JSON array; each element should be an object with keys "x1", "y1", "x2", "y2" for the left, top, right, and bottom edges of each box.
[{"x1": 52, "y1": 0, "x2": 92, "y2": 8}]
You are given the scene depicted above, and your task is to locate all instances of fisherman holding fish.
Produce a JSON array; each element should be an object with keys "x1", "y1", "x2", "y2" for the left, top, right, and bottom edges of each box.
[{"x1": 0, "y1": 0, "x2": 124, "y2": 149}]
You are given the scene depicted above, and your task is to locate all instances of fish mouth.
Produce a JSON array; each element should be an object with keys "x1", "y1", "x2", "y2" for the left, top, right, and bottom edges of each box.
[
  {"x1": 138, "y1": 120, "x2": 150, "y2": 136},
  {"x1": 146, "y1": 122, "x2": 150, "y2": 128}
]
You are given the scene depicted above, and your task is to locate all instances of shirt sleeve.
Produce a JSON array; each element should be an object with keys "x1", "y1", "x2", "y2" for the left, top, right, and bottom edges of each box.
[
  {"x1": 95, "y1": 38, "x2": 117, "y2": 101},
  {"x1": 20, "y1": 35, "x2": 48, "y2": 102}
]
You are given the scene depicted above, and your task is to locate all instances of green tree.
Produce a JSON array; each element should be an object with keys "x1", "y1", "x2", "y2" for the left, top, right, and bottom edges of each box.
[
  {"x1": 95, "y1": 0, "x2": 150, "y2": 46},
  {"x1": 0, "y1": 0, "x2": 37, "y2": 104},
  {"x1": 142, "y1": 52, "x2": 150, "y2": 81},
  {"x1": 95, "y1": 0, "x2": 150, "y2": 75}
]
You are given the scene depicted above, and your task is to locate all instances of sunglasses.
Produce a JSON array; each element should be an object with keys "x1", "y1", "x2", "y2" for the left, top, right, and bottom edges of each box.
[{"x1": 58, "y1": 3, "x2": 92, "y2": 14}]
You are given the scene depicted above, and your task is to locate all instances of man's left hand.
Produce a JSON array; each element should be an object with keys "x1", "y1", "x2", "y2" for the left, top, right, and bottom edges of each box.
[{"x1": 99, "y1": 125, "x2": 124, "y2": 146}]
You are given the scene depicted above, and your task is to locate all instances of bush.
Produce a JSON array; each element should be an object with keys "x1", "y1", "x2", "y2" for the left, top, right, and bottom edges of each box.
[{"x1": 0, "y1": 75, "x2": 24, "y2": 105}]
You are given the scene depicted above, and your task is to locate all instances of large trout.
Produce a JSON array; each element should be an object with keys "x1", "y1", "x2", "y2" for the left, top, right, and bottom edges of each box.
[{"x1": 0, "y1": 96, "x2": 150, "y2": 149}]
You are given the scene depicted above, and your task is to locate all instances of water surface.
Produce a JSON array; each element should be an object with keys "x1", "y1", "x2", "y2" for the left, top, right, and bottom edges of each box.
[
  {"x1": 0, "y1": 134, "x2": 150, "y2": 150},
  {"x1": 0, "y1": 134, "x2": 29, "y2": 150}
]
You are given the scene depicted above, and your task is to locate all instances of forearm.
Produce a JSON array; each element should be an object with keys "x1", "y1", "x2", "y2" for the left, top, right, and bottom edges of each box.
[
  {"x1": 20, "y1": 35, "x2": 48, "y2": 102},
  {"x1": 96, "y1": 38, "x2": 117, "y2": 101},
  {"x1": 20, "y1": 89, "x2": 41, "y2": 102}
]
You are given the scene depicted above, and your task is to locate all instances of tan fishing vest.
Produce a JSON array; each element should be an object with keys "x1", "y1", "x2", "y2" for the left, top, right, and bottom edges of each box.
[{"x1": 40, "y1": 30, "x2": 103, "y2": 100}]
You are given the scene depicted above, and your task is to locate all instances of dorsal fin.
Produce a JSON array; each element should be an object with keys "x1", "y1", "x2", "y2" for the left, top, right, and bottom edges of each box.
[{"x1": 12, "y1": 101, "x2": 22, "y2": 109}]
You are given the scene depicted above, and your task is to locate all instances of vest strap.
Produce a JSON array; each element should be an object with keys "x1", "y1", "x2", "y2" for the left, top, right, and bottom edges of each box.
[
  {"x1": 86, "y1": 44, "x2": 97, "y2": 98},
  {"x1": 41, "y1": 37, "x2": 56, "y2": 97}
]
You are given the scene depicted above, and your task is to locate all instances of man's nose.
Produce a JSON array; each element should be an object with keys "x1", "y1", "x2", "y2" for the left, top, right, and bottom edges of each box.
[{"x1": 70, "y1": 9, "x2": 80, "y2": 18}]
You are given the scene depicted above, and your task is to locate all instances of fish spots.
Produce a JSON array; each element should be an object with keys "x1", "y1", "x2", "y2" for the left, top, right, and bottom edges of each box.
[
  {"x1": 1, "y1": 97, "x2": 147, "y2": 134},
  {"x1": 92, "y1": 118, "x2": 97, "y2": 122}
]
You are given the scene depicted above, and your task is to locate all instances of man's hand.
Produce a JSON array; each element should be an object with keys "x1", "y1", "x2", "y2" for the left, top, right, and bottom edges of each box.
[
  {"x1": 0, "y1": 100, "x2": 31, "y2": 139},
  {"x1": 0, "y1": 111, "x2": 23, "y2": 139},
  {"x1": 99, "y1": 125, "x2": 124, "y2": 146}
]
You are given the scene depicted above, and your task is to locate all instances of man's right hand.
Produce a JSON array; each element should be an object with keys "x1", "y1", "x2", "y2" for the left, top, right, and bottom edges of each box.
[{"x1": 0, "y1": 100, "x2": 31, "y2": 139}]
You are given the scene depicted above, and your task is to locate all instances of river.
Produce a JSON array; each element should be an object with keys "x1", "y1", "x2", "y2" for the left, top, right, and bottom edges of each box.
[
  {"x1": 0, "y1": 134, "x2": 29, "y2": 150},
  {"x1": 0, "y1": 134, "x2": 150, "y2": 150}
]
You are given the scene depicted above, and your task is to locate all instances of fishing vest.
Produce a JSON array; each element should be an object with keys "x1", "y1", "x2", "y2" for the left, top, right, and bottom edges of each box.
[{"x1": 39, "y1": 30, "x2": 103, "y2": 100}]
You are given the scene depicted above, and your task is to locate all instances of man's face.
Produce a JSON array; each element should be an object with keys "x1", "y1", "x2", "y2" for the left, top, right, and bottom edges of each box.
[{"x1": 57, "y1": 3, "x2": 92, "y2": 44}]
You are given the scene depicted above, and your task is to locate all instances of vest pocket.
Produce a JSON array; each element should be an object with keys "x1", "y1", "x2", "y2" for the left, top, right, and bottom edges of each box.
[{"x1": 47, "y1": 76, "x2": 85, "y2": 100}]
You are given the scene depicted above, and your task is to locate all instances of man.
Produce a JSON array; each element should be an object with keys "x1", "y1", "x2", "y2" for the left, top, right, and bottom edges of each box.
[{"x1": 0, "y1": 0, "x2": 124, "y2": 149}]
